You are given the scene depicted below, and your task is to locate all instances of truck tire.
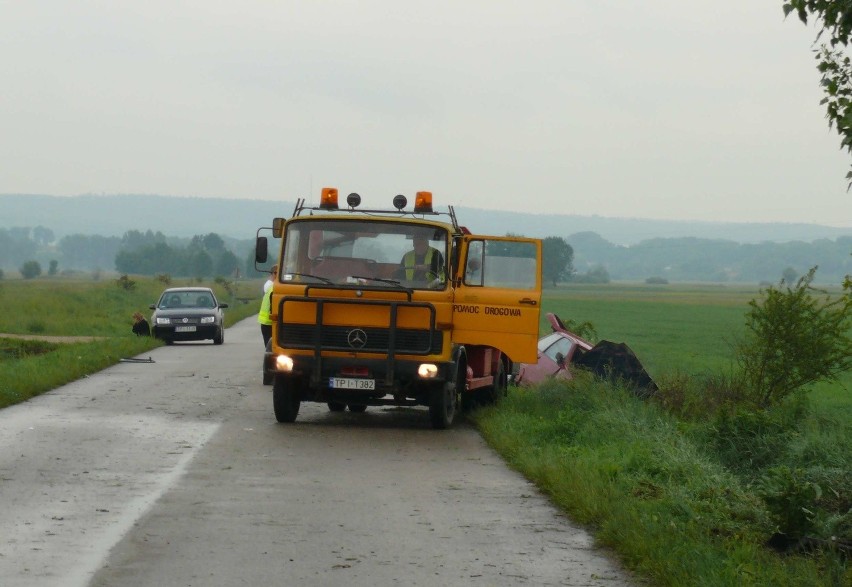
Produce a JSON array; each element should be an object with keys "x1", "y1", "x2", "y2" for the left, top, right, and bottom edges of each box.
[
  {"x1": 273, "y1": 376, "x2": 300, "y2": 423},
  {"x1": 262, "y1": 340, "x2": 273, "y2": 385},
  {"x1": 429, "y1": 381, "x2": 457, "y2": 429},
  {"x1": 481, "y1": 359, "x2": 507, "y2": 405}
]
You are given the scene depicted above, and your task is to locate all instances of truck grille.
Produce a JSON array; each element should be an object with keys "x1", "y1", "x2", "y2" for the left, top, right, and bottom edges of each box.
[
  {"x1": 280, "y1": 323, "x2": 442, "y2": 355},
  {"x1": 277, "y1": 296, "x2": 441, "y2": 356}
]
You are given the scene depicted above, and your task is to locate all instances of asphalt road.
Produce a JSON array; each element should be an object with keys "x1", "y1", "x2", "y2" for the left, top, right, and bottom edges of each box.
[{"x1": 0, "y1": 318, "x2": 634, "y2": 587}]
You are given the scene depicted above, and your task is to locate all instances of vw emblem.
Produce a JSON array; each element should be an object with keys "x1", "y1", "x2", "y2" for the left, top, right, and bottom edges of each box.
[
  {"x1": 347, "y1": 329, "x2": 367, "y2": 349},
  {"x1": 182, "y1": 318, "x2": 189, "y2": 323}
]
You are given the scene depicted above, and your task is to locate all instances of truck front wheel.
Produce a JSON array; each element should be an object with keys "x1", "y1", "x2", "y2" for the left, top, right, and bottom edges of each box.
[
  {"x1": 273, "y1": 376, "x2": 300, "y2": 423},
  {"x1": 429, "y1": 381, "x2": 458, "y2": 429}
]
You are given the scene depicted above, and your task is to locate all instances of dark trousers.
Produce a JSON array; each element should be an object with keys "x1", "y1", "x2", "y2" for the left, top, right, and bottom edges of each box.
[{"x1": 261, "y1": 324, "x2": 272, "y2": 347}]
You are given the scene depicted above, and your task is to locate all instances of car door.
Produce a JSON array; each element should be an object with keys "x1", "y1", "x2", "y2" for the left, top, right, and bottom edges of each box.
[{"x1": 452, "y1": 235, "x2": 542, "y2": 363}]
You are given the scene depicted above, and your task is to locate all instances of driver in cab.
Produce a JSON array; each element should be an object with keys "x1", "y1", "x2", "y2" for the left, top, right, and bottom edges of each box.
[{"x1": 400, "y1": 236, "x2": 444, "y2": 284}]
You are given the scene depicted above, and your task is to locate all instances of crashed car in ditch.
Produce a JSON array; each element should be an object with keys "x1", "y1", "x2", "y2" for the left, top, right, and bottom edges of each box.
[{"x1": 514, "y1": 313, "x2": 657, "y2": 396}]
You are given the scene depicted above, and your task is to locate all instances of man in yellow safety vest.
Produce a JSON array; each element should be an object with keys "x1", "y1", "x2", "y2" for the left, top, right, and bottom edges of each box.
[{"x1": 400, "y1": 236, "x2": 444, "y2": 283}]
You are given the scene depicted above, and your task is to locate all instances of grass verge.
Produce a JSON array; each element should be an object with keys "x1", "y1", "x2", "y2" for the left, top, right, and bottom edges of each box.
[{"x1": 473, "y1": 377, "x2": 850, "y2": 586}]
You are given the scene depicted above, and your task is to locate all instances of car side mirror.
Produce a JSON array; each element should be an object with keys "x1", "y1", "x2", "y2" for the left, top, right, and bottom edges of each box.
[
  {"x1": 149, "y1": 304, "x2": 156, "y2": 310},
  {"x1": 219, "y1": 303, "x2": 229, "y2": 309}
]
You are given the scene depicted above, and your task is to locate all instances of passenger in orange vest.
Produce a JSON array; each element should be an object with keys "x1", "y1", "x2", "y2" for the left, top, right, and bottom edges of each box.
[{"x1": 399, "y1": 236, "x2": 444, "y2": 283}]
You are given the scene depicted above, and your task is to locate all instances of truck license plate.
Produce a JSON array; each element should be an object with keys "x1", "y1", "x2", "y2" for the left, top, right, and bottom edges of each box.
[
  {"x1": 175, "y1": 325, "x2": 196, "y2": 332},
  {"x1": 329, "y1": 377, "x2": 375, "y2": 390}
]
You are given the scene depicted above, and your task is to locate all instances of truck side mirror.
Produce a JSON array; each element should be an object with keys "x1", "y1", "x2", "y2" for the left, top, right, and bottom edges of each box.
[
  {"x1": 255, "y1": 237, "x2": 268, "y2": 263},
  {"x1": 271, "y1": 218, "x2": 285, "y2": 238}
]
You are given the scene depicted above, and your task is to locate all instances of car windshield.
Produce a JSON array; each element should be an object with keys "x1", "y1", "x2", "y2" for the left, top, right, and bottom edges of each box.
[
  {"x1": 159, "y1": 291, "x2": 216, "y2": 309},
  {"x1": 279, "y1": 219, "x2": 449, "y2": 289}
]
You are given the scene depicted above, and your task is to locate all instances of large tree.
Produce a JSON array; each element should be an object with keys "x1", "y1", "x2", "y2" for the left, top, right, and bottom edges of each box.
[
  {"x1": 542, "y1": 236, "x2": 574, "y2": 287},
  {"x1": 784, "y1": 1, "x2": 852, "y2": 183}
]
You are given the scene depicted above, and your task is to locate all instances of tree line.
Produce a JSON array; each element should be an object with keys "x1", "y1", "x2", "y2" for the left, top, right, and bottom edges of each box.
[
  {"x1": 1, "y1": 225, "x2": 849, "y2": 285},
  {"x1": 0, "y1": 227, "x2": 267, "y2": 280}
]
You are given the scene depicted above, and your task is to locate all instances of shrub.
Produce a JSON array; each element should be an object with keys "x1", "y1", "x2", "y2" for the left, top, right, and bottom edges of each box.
[
  {"x1": 572, "y1": 265, "x2": 611, "y2": 284},
  {"x1": 27, "y1": 320, "x2": 46, "y2": 334},
  {"x1": 645, "y1": 276, "x2": 669, "y2": 284},
  {"x1": 48, "y1": 260, "x2": 58, "y2": 276},
  {"x1": 214, "y1": 275, "x2": 235, "y2": 297},
  {"x1": 115, "y1": 274, "x2": 136, "y2": 291},
  {"x1": 156, "y1": 273, "x2": 171, "y2": 285},
  {"x1": 736, "y1": 267, "x2": 852, "y2": 409},
  {"x1": 559, "y1": 316, "x2": 597, "y2": 341},
  {"x1": 19, "y1": 260, "x2": 42, "y2": 279},
  {"x1": 758, "y1": 465, "x2": 821, "y2": 541},
  {"x1": 708, "y1": 401, "x2": 805, "y2": 473}
]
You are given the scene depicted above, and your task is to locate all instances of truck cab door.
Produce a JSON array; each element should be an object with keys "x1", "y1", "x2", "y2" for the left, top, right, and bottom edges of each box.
[{"x1": 452, "y1": 235, "x2": 542, "y2": 363}]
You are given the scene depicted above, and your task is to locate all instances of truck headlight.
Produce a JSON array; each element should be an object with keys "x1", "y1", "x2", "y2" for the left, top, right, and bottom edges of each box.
[
  {"x1": 418, "y1": 363, "x2": 438, "y2": 378},
  {"x1": 275, "y1": 355, "x2": 294, "y2": 372}
]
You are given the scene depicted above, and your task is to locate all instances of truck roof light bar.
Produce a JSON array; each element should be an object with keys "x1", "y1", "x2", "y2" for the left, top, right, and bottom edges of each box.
[
  {"x1": 320, "y1": 187, "x2": 339, "y2": 210},
  {"x1": 292, "y1": 189, "x2": 461, "y2": 233},
  {"x1": 346, "y1": 192, "x2": 361, "y2": 208},
  {"x1": 414, "y1": 191, "x2": 433, "y2": 213}
]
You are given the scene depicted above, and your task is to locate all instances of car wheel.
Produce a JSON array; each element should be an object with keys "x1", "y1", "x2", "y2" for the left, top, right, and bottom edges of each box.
[
  {"x1": 347, "y1": 404, "x2": 367, "y2": 413},
  {"x1": 213, "y1": 327, "x2": 224, "y2": 345},
  {"x1": 327, "y1": 402, "x2": 346, "y2": 412},
  {"x1": 273, "y1": 376, "x2": 300, "y2": 423}
]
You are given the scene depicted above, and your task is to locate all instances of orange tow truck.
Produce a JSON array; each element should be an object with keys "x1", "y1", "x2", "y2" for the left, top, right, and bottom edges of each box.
[{"x1": 255, "y1": 188, "x2": 542, "y2": 428}]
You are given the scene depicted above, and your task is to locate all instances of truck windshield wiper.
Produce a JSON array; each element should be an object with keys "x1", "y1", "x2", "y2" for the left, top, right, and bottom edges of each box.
[
  {"x1": 350, "y1": 275, "x2": 408, "y2": 289},
  {"x1": 282, "y1": 273, "x2": 333, "y2": 285}
]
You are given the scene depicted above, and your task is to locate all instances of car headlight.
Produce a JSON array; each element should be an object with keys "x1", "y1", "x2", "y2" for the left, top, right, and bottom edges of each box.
[
  {"x1": 200, "y1": 316, "x2": 215, "y2": 324},
  {"x1": 156, "y1": 317, "x2": 171, "y2": 325}
]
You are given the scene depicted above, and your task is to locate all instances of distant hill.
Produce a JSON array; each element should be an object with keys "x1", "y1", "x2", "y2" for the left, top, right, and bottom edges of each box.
[{"x1": 2, "y1": 193, "x2": 850, "y2": 246}]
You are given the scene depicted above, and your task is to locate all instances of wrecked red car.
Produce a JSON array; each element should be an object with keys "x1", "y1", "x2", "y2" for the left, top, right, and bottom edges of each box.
[
  {"x1": 514, "y1": 313, "x2": 657, "y2": 396},
  {"x1": 514, "y1": 313, "x2": 594, "y2": 386}
]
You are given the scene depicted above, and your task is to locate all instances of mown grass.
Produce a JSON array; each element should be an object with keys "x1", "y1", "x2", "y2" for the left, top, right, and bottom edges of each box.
[
  {"x1": 474, "y1": 282, "x2": 851, "y2": 586},
  {"x1": 0, "y1": 275, "x2": 263, "y2": 409}
]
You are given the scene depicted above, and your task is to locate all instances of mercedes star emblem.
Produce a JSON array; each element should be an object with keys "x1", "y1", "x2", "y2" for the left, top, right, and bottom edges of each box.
[{"x1": 347, "y1": 328, "x2": 367, "y2": 349}]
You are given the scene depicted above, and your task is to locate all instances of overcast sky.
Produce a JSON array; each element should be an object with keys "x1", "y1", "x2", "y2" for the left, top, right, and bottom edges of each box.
[{"x1": 2, "y1": 1, "x2": 851, "y2": 227}]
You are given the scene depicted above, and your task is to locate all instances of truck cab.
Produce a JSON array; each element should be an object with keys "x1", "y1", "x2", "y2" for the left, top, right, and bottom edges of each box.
[{"x1": 257, "y1": 188, "x2": 541, "y2": 429}]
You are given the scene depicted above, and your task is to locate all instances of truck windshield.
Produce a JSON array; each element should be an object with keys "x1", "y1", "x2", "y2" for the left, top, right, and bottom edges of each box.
[{"x1": 280, "y1": 219, "x2": 449, "y2": 290}]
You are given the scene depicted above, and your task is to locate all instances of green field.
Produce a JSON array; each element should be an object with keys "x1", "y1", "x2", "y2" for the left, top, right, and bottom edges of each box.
[
  {"x1": 540, "y1": 284, "x2": 852, "y2": 415},
  {"x1": 0, "y1": 275, "x2": 262, "y2": 407}
]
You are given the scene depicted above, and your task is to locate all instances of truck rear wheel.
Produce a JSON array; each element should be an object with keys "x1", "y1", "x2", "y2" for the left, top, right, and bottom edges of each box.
[
  {"x1": 273, "y1": 376, "x2": 300, "y2": 423},
  {"x1": 429, "y1": 381, "x2": 457, "y2": 429},
  {"x1": 482, "y1": 359, "x2": 507, "y2": 405}
]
